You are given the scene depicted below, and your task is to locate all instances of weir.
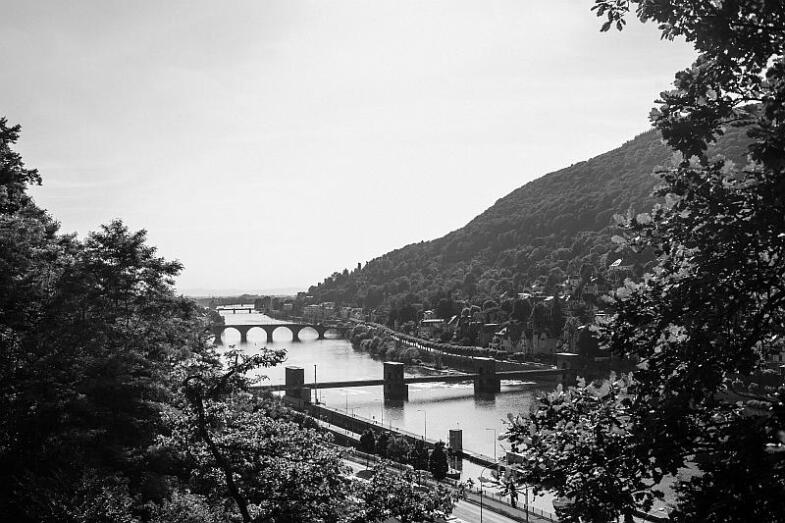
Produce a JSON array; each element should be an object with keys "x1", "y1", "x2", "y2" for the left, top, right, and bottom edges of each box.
[{"x1": 257, "y1": 357, "x2": 577, "y2": 404}]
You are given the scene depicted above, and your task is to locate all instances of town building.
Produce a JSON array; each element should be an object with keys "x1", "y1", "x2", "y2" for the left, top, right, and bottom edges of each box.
[{"x1": 418, "y1": 318, "x2": 445, "y2": 339}]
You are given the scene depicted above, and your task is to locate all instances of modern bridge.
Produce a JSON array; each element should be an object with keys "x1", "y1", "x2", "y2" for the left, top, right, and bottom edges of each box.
[{"x1": 216, "y1": 306, "x2": 256, "y2": 314}]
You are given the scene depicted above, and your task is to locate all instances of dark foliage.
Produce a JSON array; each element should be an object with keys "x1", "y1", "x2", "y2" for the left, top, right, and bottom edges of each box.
[
  {"x1": 429, "y1": 441, "x2": 449, "y2": 481},
  {"x1": 505, "y1": 2, "x2": 785, "y2": 522},
  {"x1": 0, "y1": 120, "x2": 454, "y2": 522}
]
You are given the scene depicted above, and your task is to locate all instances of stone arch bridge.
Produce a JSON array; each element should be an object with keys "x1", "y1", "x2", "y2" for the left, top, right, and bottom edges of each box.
[{"x1": 212, "y1": 323, "x2": 352, "y2": 344}]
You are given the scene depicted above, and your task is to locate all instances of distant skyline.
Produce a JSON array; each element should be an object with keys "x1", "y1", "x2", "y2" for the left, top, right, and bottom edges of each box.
[{"x1": 2, "y1": 1, "x2": 696, "y2": 294}]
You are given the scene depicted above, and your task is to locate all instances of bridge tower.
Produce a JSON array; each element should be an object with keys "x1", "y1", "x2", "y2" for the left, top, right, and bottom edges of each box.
[
  {"x1": 473, "y1": 357, "x2": 500, "y2": 394},
  {"x1": 383, "y1": 361, "x2": 408, "y2": 401},
  {"x1": 284, "y1": 366, "x2": 311, "y2": 407},
  {"x1": 448, "y1": 429, "x2": 463, "y2": 471}
]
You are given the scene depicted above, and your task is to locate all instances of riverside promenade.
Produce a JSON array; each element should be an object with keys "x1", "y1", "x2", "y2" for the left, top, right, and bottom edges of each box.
[
  {"x1": 308, "y1": 403, "x2": 560, "y2": 522},
  {"x1": 334, "y1": 440, "x2": 558, "y2": 523}
]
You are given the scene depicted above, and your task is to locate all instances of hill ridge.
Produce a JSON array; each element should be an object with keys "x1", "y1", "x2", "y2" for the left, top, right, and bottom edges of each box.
[{"x1": 307, "y1": 125, "x2": 750, "y2": 309}]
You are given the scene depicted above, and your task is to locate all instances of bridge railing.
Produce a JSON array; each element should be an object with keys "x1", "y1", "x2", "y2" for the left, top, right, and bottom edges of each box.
[{"x1": 464, "y1": 487, "x2": 559, "y2": 522}]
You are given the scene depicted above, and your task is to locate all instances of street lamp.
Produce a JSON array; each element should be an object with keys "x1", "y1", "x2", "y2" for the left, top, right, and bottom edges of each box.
[
  {"x1": 417, "y1": 409, "x2": 428, "y2": 440},
  {"x1": 478, "y1": 458, "x2": 503, "y2": 523},
  {"x1": 485, "y1": 428, "x2": 497, "y2": 462}
]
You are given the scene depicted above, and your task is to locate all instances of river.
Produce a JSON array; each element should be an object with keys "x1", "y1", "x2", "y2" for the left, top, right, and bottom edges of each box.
[{"x1": 218, "y1": 310, "x2": 556, "y2": 511}]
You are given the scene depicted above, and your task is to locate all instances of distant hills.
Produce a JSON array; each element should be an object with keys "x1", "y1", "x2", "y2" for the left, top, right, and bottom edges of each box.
[
  {"x1": 308, "y1": 125, "x2": 751, "y2": 310},
  {"x1": 180, "y1": 287, "x2": 301, "y2": 298}
]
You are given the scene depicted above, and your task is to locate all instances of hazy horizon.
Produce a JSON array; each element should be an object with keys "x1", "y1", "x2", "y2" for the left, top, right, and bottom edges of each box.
[
  {"x1": 181, "y1": 286, "x2": 304, "y2": 298},
  {"x1": 2, "y1": 1, "x2": 695, "y2": 293}
]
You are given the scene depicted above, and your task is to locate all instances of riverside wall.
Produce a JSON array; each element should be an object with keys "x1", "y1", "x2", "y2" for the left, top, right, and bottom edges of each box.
[
  {"x1": 295, "y1": 401, "x2": 499, "y2": 468},
  {"x1": 304, "y1": 403, "x2": 439, "y2": 451}
]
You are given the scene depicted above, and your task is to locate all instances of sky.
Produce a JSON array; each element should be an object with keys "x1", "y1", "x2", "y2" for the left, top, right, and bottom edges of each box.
[{"x1": 1, "y1": 1, "x2": 696, "y2": 295}]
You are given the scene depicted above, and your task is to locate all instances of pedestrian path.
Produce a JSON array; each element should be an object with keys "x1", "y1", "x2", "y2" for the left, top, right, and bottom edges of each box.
[{"x1": 461, "y1": 490, "x2": 556, "y2": 522}]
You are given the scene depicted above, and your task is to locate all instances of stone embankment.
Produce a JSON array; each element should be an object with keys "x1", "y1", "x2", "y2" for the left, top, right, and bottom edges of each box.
[{"x1": 352, "y1": 320, "x2": 558, "y2": 373}]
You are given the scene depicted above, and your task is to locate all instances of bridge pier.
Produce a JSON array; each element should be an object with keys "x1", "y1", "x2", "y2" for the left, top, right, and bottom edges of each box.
[
  {"x1": 213, "y1": 327, "x2": 223, "y2": 346},
  {"x1": 239, "y1": 327, "x2": 248, "y2": 344},
  {"x1": 290, "y1": 326, "x2": 302, "y2": 342},
  {"x1": 555, "y1": 352, "x2": 580, "y2": 388},
  {"x1": 315, "y1": 326, "x2": 326, "y2": 340},
  {"x1": 284, "y1": 366, "x2": 311, "y2": 407},
  {"x1": 383, "y1": 361, "x2": 408, "y2": 401},
  {"x1": 473, "y1": 357, "x2": 499, "y2": 394}
]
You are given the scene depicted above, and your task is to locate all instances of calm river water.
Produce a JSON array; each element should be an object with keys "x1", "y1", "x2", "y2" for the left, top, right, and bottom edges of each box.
[{"x1": 218, "y1": 311, "x2": 556, "y2": 511}]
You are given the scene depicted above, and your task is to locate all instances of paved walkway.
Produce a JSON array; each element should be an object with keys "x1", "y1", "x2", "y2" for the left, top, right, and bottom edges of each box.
[
  {"x1": 453, "y1": 500, "x2": 519, "y2": 523},
  {"x1": 460, "y1": 490, "x2": 555, "y2": 522}
]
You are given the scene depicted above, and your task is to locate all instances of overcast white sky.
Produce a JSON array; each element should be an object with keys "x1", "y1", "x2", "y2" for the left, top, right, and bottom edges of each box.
[{"x1": 1, "y1": 1, "x2": 695, "y2": 295}]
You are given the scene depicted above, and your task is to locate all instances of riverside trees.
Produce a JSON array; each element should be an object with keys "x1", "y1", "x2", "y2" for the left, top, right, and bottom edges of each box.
[
  {"x1": 0, "y1": 119, "x2": 454, "y2": 522},
  {"x1": 504, "y1": 2, "x2": 785, "y2": 521},
  {"x1": 429, "y1": 441, "x2": 450, "y2": 481}
]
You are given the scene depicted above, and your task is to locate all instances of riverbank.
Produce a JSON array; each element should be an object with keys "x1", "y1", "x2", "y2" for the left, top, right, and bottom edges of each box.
[
  {"x1": 347, "y1": 322, "x2": 558, "y2": 375},
  {"x1": 312, "y1": 410, "x2": 560, "y2": 523}
]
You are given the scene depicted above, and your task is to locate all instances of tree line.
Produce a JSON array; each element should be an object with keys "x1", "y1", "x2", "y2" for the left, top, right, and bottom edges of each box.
[{"x1": 0, "y1": 119, "x2": 454, "y2": 522}]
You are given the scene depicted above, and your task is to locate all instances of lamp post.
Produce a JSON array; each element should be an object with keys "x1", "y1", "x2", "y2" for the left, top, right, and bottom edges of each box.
[
  {"x1": 417, "y1": 409, "x2": 428, "y2": 440},
  {"x1": 478, "y1": 458, "x2": 503, "y2": 523}
]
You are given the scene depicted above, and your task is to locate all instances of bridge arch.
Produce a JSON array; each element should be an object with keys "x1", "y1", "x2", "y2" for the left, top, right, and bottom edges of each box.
[
  {"x1": 295, "y1": 325, "x2": 320, "y2": 341},
  {"x1": 245, "y1": 326, "x2": 271, "y2": 343},
  {"x1": 321, "y1": 327, "x2": 346, "y2": 339},
  {"x1": 214, "y1": 325, "x2": 242, "y2": 345},
  {"x1": 267, "y1": 325, "x2": 298, "y2": 342}
]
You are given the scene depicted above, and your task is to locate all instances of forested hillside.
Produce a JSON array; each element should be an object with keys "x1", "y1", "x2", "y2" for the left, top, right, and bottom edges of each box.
[{"x1": 309, "y1": 125, "x2": 750, "y2": 308}]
